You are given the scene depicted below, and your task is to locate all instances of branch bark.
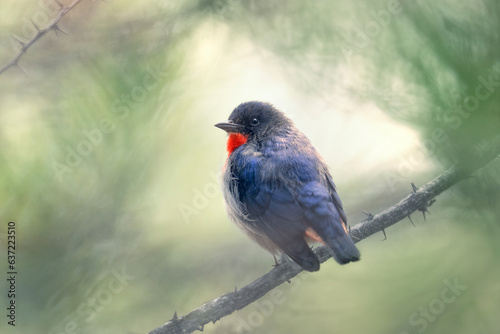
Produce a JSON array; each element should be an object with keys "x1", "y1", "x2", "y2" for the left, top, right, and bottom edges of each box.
[{"x1": 148, "y1": 147, "x2": 500, "y2": 334}]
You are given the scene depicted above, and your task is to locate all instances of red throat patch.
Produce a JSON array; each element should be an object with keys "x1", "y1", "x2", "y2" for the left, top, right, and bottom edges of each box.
[{"x1": 227, "y1": 133, "x2": 248, "y2": 155}]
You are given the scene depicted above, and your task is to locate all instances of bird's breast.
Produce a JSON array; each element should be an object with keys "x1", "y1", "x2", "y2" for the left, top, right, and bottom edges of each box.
[{"x1": 226, "y1": 133, "x2": 248, "y2": 155}]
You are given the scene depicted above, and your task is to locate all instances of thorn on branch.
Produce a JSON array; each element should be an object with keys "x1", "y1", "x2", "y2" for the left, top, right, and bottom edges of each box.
[
  {"x1": 362, "y1": 210, "x2": 374, "y2": 220},
  {"x1": 53, "y1": 24, "x2": 68, "y2": 35},
  {"x1": 411, "y1": 182, "x2": 420, "y2": 193},
  {"x1": 407, "y1": 214, "x2": 416, "y2": 227},
  {"x1": 421, "y1": 208, "x2": 430, "y2": 221},
  {"x1": 196, "y1": 324, "x2": 204, "y2": 332},
  {"x1": 54, "y1": 0, "x2": 65, "y2": 9},
  {"x1": 234, "y1": 286, "x2": 237, "y2": 293},
  {"x1": 14, "y1": 36, "x2": 26, "y2": 47},
  {"x1": 410, "y1": 182, "x2": 436, "y2": 222},
  {"x1": 381, "y1": 228, "x2": 387, "y2": 241},
  {"x1": 14, "y1": 62, "x2": 27, "y2": 74},
  {"x1": 171, "y1": 311, "x2": 178, "y2": 322},
  {"x1": 31, "y1": 20, "x2": 40, "y2": 32}
]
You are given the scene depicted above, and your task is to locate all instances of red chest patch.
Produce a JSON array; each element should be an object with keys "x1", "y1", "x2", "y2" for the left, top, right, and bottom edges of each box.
[{"x1": 227, "y1": 133, "x2": 248, "y2": 155}]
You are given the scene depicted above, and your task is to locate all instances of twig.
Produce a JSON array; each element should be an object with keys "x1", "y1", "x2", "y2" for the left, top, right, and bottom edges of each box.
[
  {"x1": 0, "y1": 0, "x2": 85, "y2": 75},
  {"x1": 149, "y1": 148, "x2": 500, "y2": 334}
]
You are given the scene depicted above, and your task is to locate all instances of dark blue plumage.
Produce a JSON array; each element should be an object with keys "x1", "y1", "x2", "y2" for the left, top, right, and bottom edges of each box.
[{"x1": 215, "y1": 101, "x2": 360, "y2": 272}]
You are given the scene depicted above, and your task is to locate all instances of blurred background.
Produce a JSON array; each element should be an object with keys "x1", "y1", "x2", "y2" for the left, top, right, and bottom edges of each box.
[{"x1": 0, "y1": 0, "x2": 499, "y2": 333}]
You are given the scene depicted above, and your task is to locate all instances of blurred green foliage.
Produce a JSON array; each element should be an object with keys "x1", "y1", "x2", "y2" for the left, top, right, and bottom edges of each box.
[{"x1": 0, "y1": 0, "x2": 499, "y2": 334}]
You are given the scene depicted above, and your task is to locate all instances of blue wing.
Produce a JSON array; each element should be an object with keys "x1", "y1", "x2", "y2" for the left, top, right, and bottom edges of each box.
[
  {"x1": 243, "y1": 185, "x2": 321, "y2": 272},
  {"x1": 324, "y1": 170, "x2": 348, "y2": 225},
  {"x1": 227, "y1": 146, "x2": 359, "y2": 271},
  {"x1": 228, "y1": 152, "x2": 320, "y2": 271}
]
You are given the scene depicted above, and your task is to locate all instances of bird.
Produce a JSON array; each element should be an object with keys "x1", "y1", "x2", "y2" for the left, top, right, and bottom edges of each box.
[{"x1": 215, "y1": 101, "x2": 360, "y2": 272}]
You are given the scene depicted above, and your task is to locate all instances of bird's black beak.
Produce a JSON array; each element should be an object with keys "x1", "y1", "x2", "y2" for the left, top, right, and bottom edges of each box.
[{"x1": 214, "y1": 121, "x2": 245, "y2": 133}]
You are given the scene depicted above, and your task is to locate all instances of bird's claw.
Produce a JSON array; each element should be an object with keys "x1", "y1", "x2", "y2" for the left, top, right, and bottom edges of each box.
[
  {"x1": 349, "y1": 225, "x2": 360, "y2": 241},
  {"x1": 272, "y1": 255, "x2": 279, "y2": 268}
]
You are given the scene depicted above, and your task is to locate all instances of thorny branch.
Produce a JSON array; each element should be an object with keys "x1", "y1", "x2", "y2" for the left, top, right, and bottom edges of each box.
[
  {"x1": 0, "y1": 0, "x2": 84, "y2": 75},
  {"x1": 149, "y1": 147, "x2": 500, "y2": 334},
  {"x1": 3, "y1": 2, "x2": 498, "y2": 332}
]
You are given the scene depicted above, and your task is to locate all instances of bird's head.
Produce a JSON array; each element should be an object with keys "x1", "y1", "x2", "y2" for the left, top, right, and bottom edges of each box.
[{"x1": 215, "y1": 101, "x2": 292, "y2": 154}]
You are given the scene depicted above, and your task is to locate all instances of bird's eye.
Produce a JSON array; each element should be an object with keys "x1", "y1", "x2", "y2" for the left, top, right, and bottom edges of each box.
[{"x1": 250, "y1": 118, "x2": 259, "y2": 126}]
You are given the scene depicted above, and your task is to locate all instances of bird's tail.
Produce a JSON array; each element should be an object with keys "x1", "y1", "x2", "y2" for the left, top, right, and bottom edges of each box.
[
  {"x1": 278, "y1": 237, "x2": 320, "y2": 272},
  {"x1": 306, "y1": 222, "x2": 360, "y2": 264},
  {"x1": 325, "y1": 232, "x2": 360, "y2": 264}
]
